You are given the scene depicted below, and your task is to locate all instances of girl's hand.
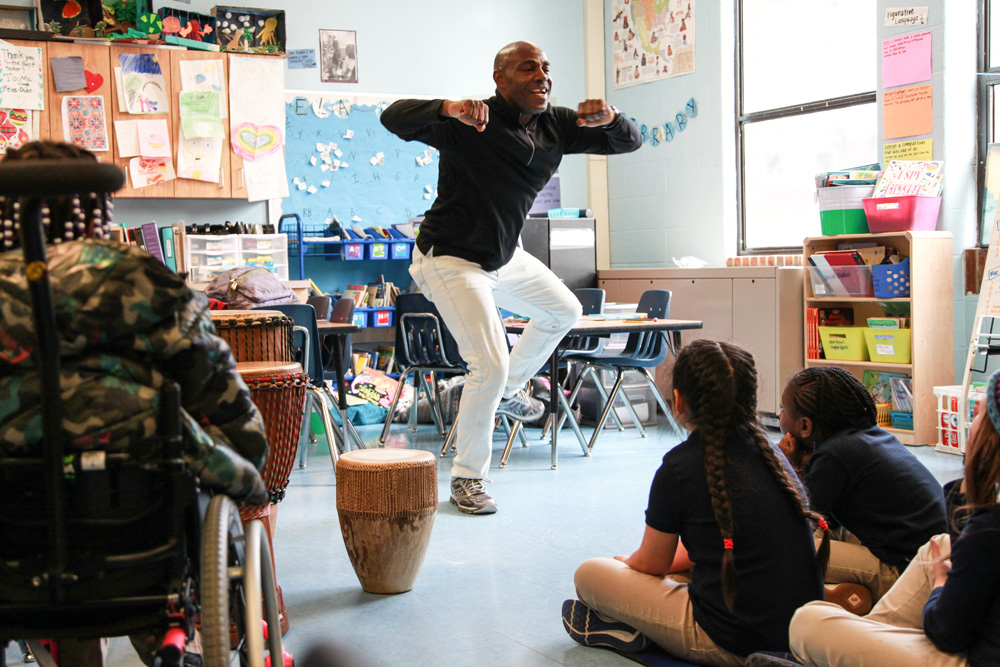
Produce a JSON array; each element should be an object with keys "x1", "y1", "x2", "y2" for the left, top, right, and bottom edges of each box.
[
  {"x1": 779, "y1": 432, "x2": 810, "y2": 474},
  {"x1": 930, "y1": 538, "x2": 951, "y2": 589}
]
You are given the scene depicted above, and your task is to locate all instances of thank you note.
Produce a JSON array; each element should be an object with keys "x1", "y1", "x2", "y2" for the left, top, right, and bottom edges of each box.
[{"x1": 0, "y1": 44, "x2": 44, "y2": 111}]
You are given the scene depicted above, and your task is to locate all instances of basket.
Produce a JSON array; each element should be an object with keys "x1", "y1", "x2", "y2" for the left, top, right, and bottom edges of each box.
[
  {"x1": 817, "y1": 185, "x2": 874, "y2": 235},
  {"x1": 890, "y1": 411, "x2": 913, "y2": 430},
  {"x1": 933, "y1": 385, "x2": 985, "y2": 455},
  {"x1": 818, "y1": 326, "x2": 869, "y2": 361},
  {"x1": 875, "y1": 403, "x2": 892, "y2": 427},
  {"x1": 863, "y1": 328, "x2": 911, "y2": 364},
  {"x1": 872, "y1": 258, "x2": 911, "y2": 298},
  {"x1": 862, "y1": 196, "x2": 942, "y2": 233}
]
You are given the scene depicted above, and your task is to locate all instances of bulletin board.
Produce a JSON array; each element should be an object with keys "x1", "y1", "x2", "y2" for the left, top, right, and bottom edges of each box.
[{"x1": 282, "y1": 91, "x2": 440, "y2": 231}]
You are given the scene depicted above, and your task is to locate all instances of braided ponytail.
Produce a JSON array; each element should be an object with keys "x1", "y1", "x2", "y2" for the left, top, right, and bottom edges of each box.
[{"x1": 785, "y1": 367, "x2": 877, "y2": 442}]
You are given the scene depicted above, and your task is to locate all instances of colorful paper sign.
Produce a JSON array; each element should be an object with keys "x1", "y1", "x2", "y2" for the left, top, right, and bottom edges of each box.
[
  {"x1": 883, "y1": 83, "x2": 932, "y2": 139},
  {"x1": 882, "y1": 30, "x2": 932, "y2": 89},
  {"x1": 883, "y1": 138, "x2": 933, "y2": 162},
  {"x1": 62, "y1": 95, "x2": 108, "y2": 152}
]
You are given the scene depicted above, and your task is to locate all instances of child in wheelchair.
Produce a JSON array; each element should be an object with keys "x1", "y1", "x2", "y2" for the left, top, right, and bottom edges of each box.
[{"x1": 0, "y1": 142, "x2": 273, "y2": 666}]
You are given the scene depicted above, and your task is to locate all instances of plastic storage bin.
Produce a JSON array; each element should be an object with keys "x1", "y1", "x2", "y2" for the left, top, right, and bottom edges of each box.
[
  {"x1": 364, "y1": 229, "x2": 388, "y2": 260},
  {"x1": 818, "y1": 326, "x2": 869, "y2": 361},
  {"x1": 934, "y1": 385, "x2": 985, "y2": 455},
  {"x1": 862, "y1": 196, "x2": 942, "y2": 233},
  {"x1": 817, "y1": 185, "x2": 874, "y2": 235},
  {"x1": 807, "y1": 264, "x2": 874, "y2": 297},
  {"x1": 863, "y1": 327, "x2": 911, "y2": 364},
  {"x1": 872, "y1": 257, "x2": 911, "y2": 298},
  {"x1": 890, "y1": 411, "x2": 913, "y2": 430},
  {"x1": 388, "y1": 228, "x2": 414, "y2": 260},
  {"x1": 357, "y1": 307, "x2": 393, "y2": 328}
]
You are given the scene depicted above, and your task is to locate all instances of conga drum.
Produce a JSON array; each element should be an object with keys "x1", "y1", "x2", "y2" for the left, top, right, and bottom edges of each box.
[
  {"x1": 211, "y1": 310, "x2": 294, "y2": 363},
  {"x1": 236, "y1": 361, "x2": 307, "y2": 636},
  {"x1": 336, "y1": 449, "x2": 437, "y2": 594}
]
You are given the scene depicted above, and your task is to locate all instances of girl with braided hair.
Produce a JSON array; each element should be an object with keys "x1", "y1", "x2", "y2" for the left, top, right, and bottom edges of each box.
[
  {"x1": 564, "y1": 340, "x2": 825, "y2": 665},
  {"x1": 779, "y1": 366, "x2": 946, "y2": 604},
  {"x1": 789, "y1": 368, "x2": 1000, "y2": 666}
]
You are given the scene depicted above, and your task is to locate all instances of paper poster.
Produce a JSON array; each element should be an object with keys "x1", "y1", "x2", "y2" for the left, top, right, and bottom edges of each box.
[
  {"x1": 0, "y1": 108, "x2": 34, "y2": 154},
  {"x1": 882, "y1": 30, "x2": 932, "y2": 89},
  {"x1": 885, "y1": 6, "x2": 929, "y2": 27},
  {"x1": 114, "y1": 119, "x2": 139, "y2": 157},
  {"x1": 0, "y1": 43, "x2": 44, "y2": 110},
  {"x1": 244, "y1": 150, "x2": 288, "y2": 201},
  {"x1": 883, "y1": 83, "x2": 932, "y2": 139},
  {"x1": 62, "y1": 95, "x2": 109, "y2": 152},
  {"x1": 119, "y1": 53, "x2": 168, "y2": 114},
  {"x1": 178, "y1": 59, "x2": 227, "y2": 118},
  {"x1": 137, "y1": 118, "x2": 171, "y2": 157},
  {"x1": 883, "y1": 138, "x2": 933, "y2": 162},
  {"x1": 179, "y1": 91, "x2": 224, "y2": 138},
  {"x1": 229, "y1": 56, "x2": 284, "y2": 158},
  {"x1": 286, "y1": 49, "x2": 317, "y2": 70},
  {"x1": 51, "y1": 56, "x2": 86, "y2": 93},
  {"x1": 177, "y1": 126, "x2": 223, "y2": 182},
  {"x1": 113, "y1": 67, "x2": 127, "y2": 112},
  {"x1": 129, "y1": 156, "x2": 175, "y2": 188},
  {"x1": 610, "y1": 0, "x2": 695, "y2": 88}
]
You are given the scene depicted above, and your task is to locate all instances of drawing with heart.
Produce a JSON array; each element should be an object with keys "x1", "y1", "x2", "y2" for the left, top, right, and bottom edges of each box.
[
  {"x1": 85, "y1": 71, "x2": 103, "y2": 93},
  {"x1": 232, "y1": 122, "x2": 282, "y2": 160}
]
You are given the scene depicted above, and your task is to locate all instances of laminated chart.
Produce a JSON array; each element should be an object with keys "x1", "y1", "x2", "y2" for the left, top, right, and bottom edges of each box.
[{"x1": 284, "y1": 93, "x2": 440, "y2": 231}]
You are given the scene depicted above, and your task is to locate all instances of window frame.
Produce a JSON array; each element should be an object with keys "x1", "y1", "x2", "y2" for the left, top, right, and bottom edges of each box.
[
  {"x1": 978, "y1": 0, "x2": 1000, "y2": 247},
  {"x1": 735, "y1": 0, "x2": 877, "y2": 256}
]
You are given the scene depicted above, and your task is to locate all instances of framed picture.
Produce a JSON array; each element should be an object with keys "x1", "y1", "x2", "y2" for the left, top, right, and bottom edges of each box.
[
  {"x1": 319, "y1": 29, "x2": 358, "y2": 84},
  {"x1": 0, "y1": 5, "x2": 36, "y2": 30}
]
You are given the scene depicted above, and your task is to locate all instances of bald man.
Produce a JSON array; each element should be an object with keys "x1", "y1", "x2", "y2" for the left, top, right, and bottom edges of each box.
[{"x1": 381, "y1": 41, "x2": 642, "y2": 515}]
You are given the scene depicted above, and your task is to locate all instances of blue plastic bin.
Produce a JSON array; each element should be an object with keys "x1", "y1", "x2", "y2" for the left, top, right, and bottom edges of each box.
[{"x1": 872, "y1": 257, "x2": 910, "y2": 298}]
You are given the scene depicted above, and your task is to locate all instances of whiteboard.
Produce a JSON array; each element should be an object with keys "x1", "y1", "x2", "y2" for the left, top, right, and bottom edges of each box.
[{"x1": 282, "y1": 91, "x2": 440, "y2": 232}]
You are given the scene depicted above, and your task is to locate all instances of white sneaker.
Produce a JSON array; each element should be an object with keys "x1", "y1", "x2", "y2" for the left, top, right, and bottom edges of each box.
[
  {"x1": 496, "y1": 389, "x2": 545, "y2": 421},
  {"x1": 450, "y1": 477, "x2": 498, "y2": 515}
]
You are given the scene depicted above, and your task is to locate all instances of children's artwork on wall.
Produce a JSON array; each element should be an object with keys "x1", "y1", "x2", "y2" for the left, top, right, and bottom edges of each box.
[
  {"x1": 177, "y1": 129, "x2": 223, "y2": 183},
  {"x1": 113, "y1": 119, "x2": 139, "y2": 157},
  {"x1": 61, "y1": 95, "x2": 108, "y2": 152},
  {"x1": 215, "y1": 6, "x2": 285, "y2": 53},
  {"x1": 178, "y1": 59, "x2": 227, "y2": 117},
  {"x1": 0, "y1": 108, "x2": 35, "y2": 154},
  {"x1": 0, "y1": 43, "x2": 44, "y2": 111},
  {"x1": 319, "y1": 29, "x2": 358, "y2": 84},
  {"x1": 157, "y1": 7, "x2": 217, "y2": 43},
  {"x1": 229, "y1": 55, "x2": 284, "y2": 157},
  {"x1": 136, "y1": 118, "x2": 170, "y2": 158},
  {"x1": 119, "y1": 53, "x2": 168, "y2": 114},
  {"x1": 179, "y1": 91, "x2": 224, "y2": 138},
  {"x1": 244, "y1": 151, "x2": 288, "y2": 202},
  {"x1": 129, "y1": 156, "x2": 175, "y2": 188}
]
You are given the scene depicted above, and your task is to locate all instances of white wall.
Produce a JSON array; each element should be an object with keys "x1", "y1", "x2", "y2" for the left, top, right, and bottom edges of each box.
[{"x1": 603, "y1": 0, "x2": 736, "y2": 268}]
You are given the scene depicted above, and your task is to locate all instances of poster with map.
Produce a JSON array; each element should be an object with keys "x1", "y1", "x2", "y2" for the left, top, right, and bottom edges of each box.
[{"x1": 611, "y1": 0, "x2": 695, "y2": 88}]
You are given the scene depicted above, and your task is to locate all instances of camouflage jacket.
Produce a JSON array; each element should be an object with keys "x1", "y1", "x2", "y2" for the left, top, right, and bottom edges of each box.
[{"x1": 0, "y1": 240, "x2": 268, "y2": 505}]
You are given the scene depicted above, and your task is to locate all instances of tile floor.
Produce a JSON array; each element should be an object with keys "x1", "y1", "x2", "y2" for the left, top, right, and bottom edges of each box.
[{"x1": 5, "y1": 416, "x2": 965, "y2": 666}]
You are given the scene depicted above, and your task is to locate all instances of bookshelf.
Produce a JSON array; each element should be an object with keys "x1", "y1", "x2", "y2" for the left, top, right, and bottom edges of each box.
[{"x1": 803, "y1": 231, "x2": 954, "y2": 445}]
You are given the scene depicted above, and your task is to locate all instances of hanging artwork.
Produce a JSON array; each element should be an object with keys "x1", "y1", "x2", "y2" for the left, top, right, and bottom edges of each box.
[
  {"x1": 319, "y1": 29, "x2": 358, "y2": 84},
  {"x1": 129, "y1": 156, "x2": 175, "y2": 188},
  {"x1": 0, "y1": 108, "x2": 34, "y2": 154},
  {"x1": 61, "y1": 95, "x2": 108, "y2": 152},
  {"x1": 611, "y1": 0, "x2": 695, "y2": 88},
  {"x1": 177, "y1": 128, "x2": 223, "y2": 183},
  {"x1": 119, "y1": 53, "x2": 169, "y2": 114},
  {"x1": 38, "y1": 0, "x2": 103, "y2": 36},
  {"x1": 0, "y1": 44, "x2": 44, "y2": 111}
]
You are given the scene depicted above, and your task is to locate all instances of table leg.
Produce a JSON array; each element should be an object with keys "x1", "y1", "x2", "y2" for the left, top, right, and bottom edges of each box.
[
  {"x1": 548, "y1": 347, "x2": 559, "y2": 469},
  {"x1": 331, "y1": 334, "x2": 362, "y2": 450}
]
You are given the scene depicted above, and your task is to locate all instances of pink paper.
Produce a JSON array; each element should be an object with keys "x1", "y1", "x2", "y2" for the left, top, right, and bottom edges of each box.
[
  {"x1": 882, "y1": 30, "x2": 932, "y2": 89},
  {"x1": 137, "y1": 118, "x2": 171, "y2": 158}
]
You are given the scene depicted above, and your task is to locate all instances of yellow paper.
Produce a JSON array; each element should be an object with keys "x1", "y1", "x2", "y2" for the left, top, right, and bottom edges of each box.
[
  {"x1": 883, "y1": 84, "x2": 933, "y2": 139},
  {"x1": 883, "y1": 138, "x2": 933, "y2": 162}
]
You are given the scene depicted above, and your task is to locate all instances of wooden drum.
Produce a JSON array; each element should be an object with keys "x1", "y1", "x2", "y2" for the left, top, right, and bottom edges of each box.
[
  {"x1": 211, "y1": 310, "x2": 294, "y2": 363},
  {"x1": 336, "y1": 449, "x2": 438, "y2": 594},
  {"x1": 236, "y1": 361, "x2": 307, "y2": 521}
]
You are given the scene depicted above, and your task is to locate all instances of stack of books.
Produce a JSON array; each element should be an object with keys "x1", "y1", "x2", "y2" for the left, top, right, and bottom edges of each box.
[{"x1": 871, "y1": 160, "x2": 944, "y2": 198}]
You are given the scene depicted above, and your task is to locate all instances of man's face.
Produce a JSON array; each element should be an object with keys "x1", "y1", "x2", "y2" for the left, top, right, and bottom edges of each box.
[{"x1": 494, "y1": 44, "x2": 552, "y2": 117}]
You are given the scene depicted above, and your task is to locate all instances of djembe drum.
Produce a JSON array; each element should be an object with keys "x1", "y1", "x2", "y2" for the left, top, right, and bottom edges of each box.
[
  {"x1": 236, "y1": 361, "x2": 307, "y2": 636},
  {"x1": 211, "y1": 310, "x2": 294, "y2": 363},
  {"x1": 336, "y1": 449, "x2": 437, "y2": 594}
]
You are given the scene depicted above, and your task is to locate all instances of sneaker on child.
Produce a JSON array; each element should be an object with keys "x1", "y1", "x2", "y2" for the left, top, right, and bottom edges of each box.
[
  {"x1": 496, "y1": 388, "x2": 545, "y2": 421},
  {"x1": 561, "y1": 599, "x2": 650, "y2": 653},
  {"x1": 450, "y1": 477, "x2": 498, "y2": 515}
]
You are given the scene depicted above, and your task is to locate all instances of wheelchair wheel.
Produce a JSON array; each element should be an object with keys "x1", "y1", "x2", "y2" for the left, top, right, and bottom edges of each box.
[{"x1": 200, "y1": 495, "x2": 283, "y2": 667}]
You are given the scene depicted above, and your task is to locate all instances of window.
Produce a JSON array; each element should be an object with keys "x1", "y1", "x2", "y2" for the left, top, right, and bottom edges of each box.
[
  {"x1": 737, "y1": 1, "x2": 877, "y2": 253},
  {"x1": 979, "y1": 0, "x2": 1000, "y2": 246}
]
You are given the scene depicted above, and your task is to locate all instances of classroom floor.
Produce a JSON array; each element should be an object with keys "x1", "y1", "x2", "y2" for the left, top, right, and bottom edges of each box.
[{"x1": 5, "y1": 415, "x2": 965, "y2": 667}]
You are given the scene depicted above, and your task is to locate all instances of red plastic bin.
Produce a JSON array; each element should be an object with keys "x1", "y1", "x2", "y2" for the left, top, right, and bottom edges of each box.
[{"x1": 861, "y1": 195, "x2": 941, "y2": 233}]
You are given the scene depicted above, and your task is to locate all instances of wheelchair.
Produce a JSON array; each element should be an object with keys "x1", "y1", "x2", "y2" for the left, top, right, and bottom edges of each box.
[{"x1": 0, "y1": 160, "x2": 284, "y2": 666}]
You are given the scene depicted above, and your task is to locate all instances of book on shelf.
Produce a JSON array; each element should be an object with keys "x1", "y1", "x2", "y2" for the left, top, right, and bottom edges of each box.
[
  {"x1": 374, "y1": 345, "x2": 395, "y2": 373},
  {"x1": 141, "y1": 221, "x2": 165, "y2": 265},
  {"x1": 806, "y1": 308, "x2": 821, "y2": 359},
  {"x1": 160, "y1": 226, "x2": 177, "y2": 271},
  {"x1": 818, "y1": 307, "x2": 854, "y2": 327},
  {"x1": 863, "y1": 369, "x2": 910, "y2": 407},
  {"x1": 342, "y1": 284, "x2": 366, "y2": 307},
  {"x1": 872, "y1": 160, "x2": 944, "y2": 198},
  {"x1": 867, "y1": 317, "x2": 909, "y2": 329}
]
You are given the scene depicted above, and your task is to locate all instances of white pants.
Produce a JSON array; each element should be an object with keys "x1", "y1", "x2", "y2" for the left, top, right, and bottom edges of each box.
[
  {"x1": 790, "y1": 534, "x2": 967, "y2": 667},
  {"x1": 408, "y1": 245, "x2": 581, "y2": 480}
]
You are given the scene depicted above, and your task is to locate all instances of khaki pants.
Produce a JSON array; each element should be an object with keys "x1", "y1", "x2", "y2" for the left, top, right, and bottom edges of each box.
[
  {"x1": 574, "y1": 557, "x2": 744, "y2": 666},
  {"x1": 819, "y1": 528, "x2": 899, "y2": 602},
  {"x1": 791, "y1": 534, "x2": 967, "y2": 667}
]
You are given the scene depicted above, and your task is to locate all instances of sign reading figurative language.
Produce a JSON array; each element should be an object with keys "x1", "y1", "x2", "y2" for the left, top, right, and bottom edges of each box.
[{"x1": 884, "y1": 6, "x2": 929, "y2": 27}]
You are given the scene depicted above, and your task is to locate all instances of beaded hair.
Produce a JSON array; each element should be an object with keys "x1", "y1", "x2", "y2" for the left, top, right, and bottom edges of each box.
[
  {"x1": 0, "y1": 141, "x2": 114, "y2": 251},
  {"x1": 672, "y1": 339, "x2": 830, "y2": 611}
]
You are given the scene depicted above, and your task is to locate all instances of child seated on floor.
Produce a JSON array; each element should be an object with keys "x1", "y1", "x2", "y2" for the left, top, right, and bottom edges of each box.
[
  {"x1": 778, "y1": 367, "x2": 947, "y2": 605},
  {"x1": 563, "y1": 340, "x2": 826, "y2": 666},
  {"x1": 787, "y1": 368, "x2": 1000, "y2": 666}
]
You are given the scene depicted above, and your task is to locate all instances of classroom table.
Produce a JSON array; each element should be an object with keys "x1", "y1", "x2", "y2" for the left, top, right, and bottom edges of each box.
[
  {"x1": 504, "y1": 317, "x2": 704, "y2": 469},
  {"x1": 316, "y1": 319, "x2": 365, "y2": 451}
]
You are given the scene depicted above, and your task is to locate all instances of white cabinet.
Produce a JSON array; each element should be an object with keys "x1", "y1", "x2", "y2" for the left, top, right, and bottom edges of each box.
[
  {"x1": 598, "y1": 266, "x2": 804, "y2": 416},
  {"x1": 184, "y1": 234, "x2": 289, "y2": 282}
]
